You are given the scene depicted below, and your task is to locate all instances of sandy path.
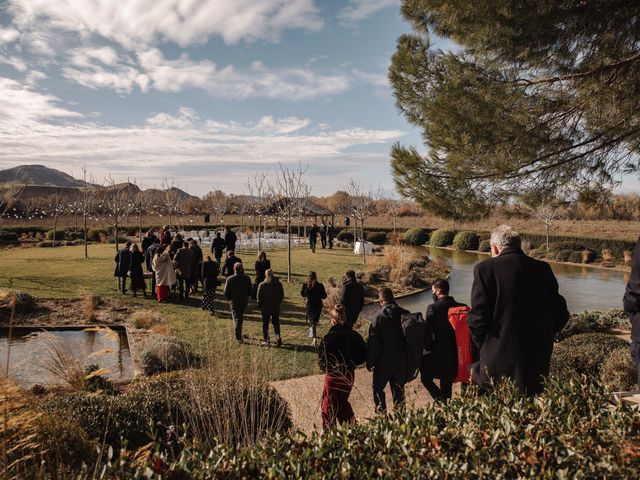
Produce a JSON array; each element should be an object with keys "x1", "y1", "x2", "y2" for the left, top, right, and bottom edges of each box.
[{"x1": 273, "y1": 370, "x2": 447, "y2": 433}]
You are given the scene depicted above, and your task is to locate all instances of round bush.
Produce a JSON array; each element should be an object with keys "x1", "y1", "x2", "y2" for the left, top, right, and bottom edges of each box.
[
  {"x1": 45, "y1": 229, "x2": 58, "y2": 240},
  {"x1": 452, "y1": 231, "x2": 480, "y2": 251},
  {"x1": 549, "y1": 241, "x2": 585, "y2": 253},
  {"x1": 0, "y1": 230, "x2": 19, "y2": 242},
  {"x1": 364, "y1": 231, "x2": 387, "y2": 245},
  {"x1": 479, "y1": 239, "x2": 491, "y2": 253},
  {"x1": 0, "y1": 289, "x2": 36, "y2": 314},
  {"x1": 601, "y1": 347, "x2": 638, "y2": 391},
  {"x1": 404, "y1": 228, "x2": 428, "y2": 246},
  {"x1": 582, "y1": 249, "x2": 597, "y2": 264},
  {"x1": 429, "y1": 228, "x2": 455, "y2": 247},
  {"x1": 87, "y1": 228, "x2": 108, "y2": 242},
  {"x1": 555, "y1": 249, "x2": 573, "y2": 262},
  {"x1": 337, "y1": 229, "x2": 354, "y2": 243},
  {"x1": 141, "y1": 336, "x2": 200, "y2": 375},
  {"x1": 36, "y1": 241, "x2": 54, "y2": 248},
  {"x1": 550, "y1": 333, "x2": 629, "y2": 378},
  {"x1": 567, "y1": 250, "x2": 583, "y2": 263}
]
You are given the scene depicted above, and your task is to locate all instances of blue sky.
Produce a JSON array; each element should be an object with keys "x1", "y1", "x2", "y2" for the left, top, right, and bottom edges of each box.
[{"x1": 0, "y1": 0, "x2": 433, "y2": 196}]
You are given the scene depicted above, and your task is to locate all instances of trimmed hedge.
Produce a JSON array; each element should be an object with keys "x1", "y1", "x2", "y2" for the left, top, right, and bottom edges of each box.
[
  {"x1": 567, "y1": 250, "x2": 583, "y2": 263},
  {"x1": 556, "y1": 309, "x2": 630, "y2": 341},
  {"x1": 364, "y1": 231, "x2": 387, "y2": 245},
  {"x1": 478, "y1": 239, "x2": 491, "y2": 252},
  {"x1": 555, "y1": 249, "x2": 573, "y2": 262},
  {"x1": 404, "y1": 228, "x2": 428, "y2": 246},
  {"x1": 0, "y1": 230, "x2": 19, "y2": 242},
  {"x1": 452, "y1": 231, "x2": 479, "y2": 251},
  {"x1": 336, "y1": 229, "x2": 354, "y2": 243},
  {"x1": 429, "y1": 228, "x2": 455, "y2": 247},
  {"x1": 522, "y1": 233, "x2": 635, "y2": 261},
  {"x1": 550, "y1": 332, "x2": 629, "y2": 378}
]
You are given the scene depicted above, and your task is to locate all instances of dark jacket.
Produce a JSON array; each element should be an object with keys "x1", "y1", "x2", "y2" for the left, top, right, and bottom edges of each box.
[
  {"x1": 145, "y1": 243, "x2": 160, "y2": 272},
  {"x1": 223, "y1": 272, "x2": 252, "y2": 310},
  {"x1": 160, "y1": 230, "x2": 172, "y2": 245},
  {"x1": 622, "y1": 235, "x2": 640, "y2": 341},
  {"x1": 254, "y1": 259, "x2": 271, "y2": 284},
  {"x1": 212, "y1": 237, "x2": 226, "y2": 257},
  {"x1": 318, "y1": 324, "x2": 367, "y2": 376},
  {"x1": 308, "y1": 226, "x2": 318, "y2": 241},
  {"x1": 367, "y1": 302, "x2": 409, "y2": 372},
  {"x1": 340, "y1": 277, "x2": 365, "y2": 326},
  {"x1": 301, "y1": 282, "x2": 327, "y2": 317},
  {"x1": 114, "y1": 248, "x2": 131, "y2": 277},
  {"x1": 468, "y1": 246, "x2": 569, "y2": 395},
  {"x1": 141, "y1": 234, "x2": 156, "y2": 252},
  {"x1": 328, "y1": 225, "x2": 335, "y2": 240},
  {"x1": 320, "y1": 224, "x2": 327, "y2": 239},
  {"x1": 174, "y1": 247, "x2": 195, "y2": 278},
  {"x1": 422, "y1": 296, "x2": 466, "y2": 381},
  {"x1": 129, "y1": 250, "x2": 145, "y2": 278},
  {"x1": 257, "y1": 277, "x2": 285, "y2": 315},
  {"x1": 190, "y1": 244, "x2": 203, "y2": 263},
  {"x1": 225, "y1": 230, "x2": 238, "y2": 250},
  {"x1": 201, "y1": 261, "x2": 220, "y2": 292},
  {"x1": 222, "y1": 255, "x2": 242, "y2": 276}
]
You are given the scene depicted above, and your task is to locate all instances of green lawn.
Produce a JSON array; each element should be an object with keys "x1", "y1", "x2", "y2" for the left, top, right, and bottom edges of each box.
[{"x1": 0, "y1": 243, "x2": 367, "y2": 380}]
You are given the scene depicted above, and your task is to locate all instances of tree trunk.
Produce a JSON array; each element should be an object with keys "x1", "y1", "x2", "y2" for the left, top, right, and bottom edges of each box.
[
  {"x1": 287, "y1": 220, "x2": 292, "y2": 282},
  {"x1": 52, "y1": 216, "x2": 58, "y2": 248},
  {"x1": 258, "y1": 215, "x2": 262, "y2": 251},
  {"x1": 139, "y1": 212, "x2": 143, "y2": 243},
  {"x1": 83, "y1": 212, "x2": 88, "y2": 259},
  {"x1": 114, "y1": 221, "x2": 119, "y2": 252},
  {"x1": 545, "y1": 223, "x2": 549, "y2": 250},
  {"x1": 361, "y1": 219, "x2": 366, "y2": 266},
  {"x1": 240, "y1": 213, "x2": 245, "y2": 252}
]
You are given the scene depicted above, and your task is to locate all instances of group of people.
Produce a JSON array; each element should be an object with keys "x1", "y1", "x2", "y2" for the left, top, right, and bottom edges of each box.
[
  {"x1": 316, "y1": 225, "x2": 572, "y2": 430},
  {"x1": 307, "y1": 221, "x2": 335, "y2": 253}
]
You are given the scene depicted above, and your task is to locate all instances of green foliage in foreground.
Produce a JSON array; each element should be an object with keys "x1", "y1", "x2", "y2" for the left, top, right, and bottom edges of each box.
[
  {"x1": 404, "y1": 227, "x2": 428, "y2": 246},
  {"x1": 557, "y1": 309, "x2": 630, "y2": 341},
  {"x1": 96, "y1": 378, "x2": 640, "y2": 479},
  {"x1": 452, "y1": 231, "x2": 480, "y2": 251},
  {"x1": 429, "y1": 228, "x2": 455, "y2": 247}
]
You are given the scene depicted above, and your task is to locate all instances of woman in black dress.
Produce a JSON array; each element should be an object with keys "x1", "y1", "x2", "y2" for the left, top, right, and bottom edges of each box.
[
  {"x1": 301, "y1": 271, "x2": 327, "y2": 346},
  {"x1": 129, "y1": 243, "x2": 147, "y2": 297},
  {"x1": 201, "y1": 256, "x2": 220, "y2": 315},
  {"x1": 252, "y1": 251, "x2": 271, "y2": 299}
]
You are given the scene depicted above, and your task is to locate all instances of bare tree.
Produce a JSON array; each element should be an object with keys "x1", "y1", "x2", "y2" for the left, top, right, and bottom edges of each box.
[
  {"x1": 43, "y1": 189, "x2": 70, "y2": 247},
  {"x1": 380, "y1": 194, "x2": 405, "y2": 236},
  {"x1": 345, "y1": 179, "x2": 380, "y2": 265},
  {"x1": 0, "y1": 180, "x2": 23, "y2": 219},
  {"x1": 268, "y1": 162, "x2": 308, "y2": 282},
  {"x1": 205, "y1": 189, "x2": 230, "y2": 229},
  {"x1": 534, "y1": 203, "x2": 560, "y2": 250},
  {"x1": 130, "y1": 180, "x2": 151, "y2": 243},
  {"x1": 100, "y1": 175, "x2": 134, "y2": 251},
  {"x1": 160, "y1": 176, "x2": 182, "y2": 228},
  {"x1": 78, "y1": 166, "x2": 98, "y2": 258},
  {"x1": 247, "y1": 172, "x2": 270, "y2": 251},
  {"x1": 231, "y1": 193, "x2": 252, "y2": 252}
]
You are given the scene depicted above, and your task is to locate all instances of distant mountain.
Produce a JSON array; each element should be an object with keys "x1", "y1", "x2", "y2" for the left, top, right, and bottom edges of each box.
[
  {"x1": 143, "y1": 187, "x2": 200, "y2": 202},
  {"x1": 0, "y1": 165, "x2": 91, "y2": 188}
]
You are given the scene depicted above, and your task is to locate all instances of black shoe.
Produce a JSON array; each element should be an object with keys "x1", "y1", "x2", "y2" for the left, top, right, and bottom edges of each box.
[{"x1": 275, "y1": 338, "x2": 282, "y2": 348}]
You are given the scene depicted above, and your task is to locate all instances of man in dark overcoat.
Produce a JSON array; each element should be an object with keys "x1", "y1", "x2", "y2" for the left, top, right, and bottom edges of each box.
[
  {"x1": 114, "y1": 241, "x2": 133, "y2": 294},
  {"x1": 468, "y1": 225, "x2": 569, "y2": 395},
  {"x1": 622, "y1": 235, "x2": 640, "y2": 386}
]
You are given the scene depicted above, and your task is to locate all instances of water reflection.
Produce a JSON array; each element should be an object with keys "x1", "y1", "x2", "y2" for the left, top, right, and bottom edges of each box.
[
  {"x1": 398, "y1": 247, "x2": 629, "y2": 314},
  {"x1": 0, "y1": 328, "x2": 135, "y2": 388}
]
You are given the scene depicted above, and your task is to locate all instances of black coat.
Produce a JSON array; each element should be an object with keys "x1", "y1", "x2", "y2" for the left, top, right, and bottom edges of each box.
[
  {"x1": 622, "y1": 235, "x2": 640, "y2": 341},
  {"x1": 257, "y1": 277, "x2": 285, "y2": 315},
  {"x1": 141, "y1": 235, "x2": 156, "y2": 252},
  {"x1": 114, "y1": 248, "x2": 131, "y2": 277},
  {"x1": 318, "y1": 324, "x2": 367, "y2": 376},
  {"x1": 301, "y1": 282, "x2": 327, "y2": 317},
  {"x1": 254, "y1": 259, "x2": 271, "y2": 284},
  {"x1": 340, "y1": 278, "x2": 365, "y2": 326},
  {"x1": 201, "y1": 261, "x2": 220, "y2": 292},
  {"x1": 366, "y1": 302, "x2": 409, "y2": 372},
  {"x1": 145, "y1": 243, "x2": 160, "y2": 272},
  {"x1": 225, "y1": 230, "x2": 237, "y2": 251},
  {"x1": 422, "y1": 296, "x2": 466, "y2": 381},
  {"x1": 129, "y1": 250, "x2": 145, "y2": 278},
  {"x1": 222, "y1": 255, "x2": 242, "y2": 276},
  {"x1": 468, "y1": 246, "x2": 569, "y2": 395},
  {"x1": 223, "y1": 272, "x2": 252, "y2": 310},
  {"x1": 211, "y1": 237, "x2": 226, "y2": 257}
]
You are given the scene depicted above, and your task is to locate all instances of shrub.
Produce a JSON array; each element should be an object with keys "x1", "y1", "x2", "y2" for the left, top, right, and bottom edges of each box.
[
  {"x1": 550, "y1": 333, "x2": 629, "y2": 378},
  {"x1": 36, "y1": 241, "x2": 54, "y2": 248},
  {"x1": 557, "y1": 309, "x2": 630, "y2": 341},
  {"x1": 521, "y1": 233, "x2": 634, "y2": 262},
  {"x1": 404, "y1": 228, "x2": 428, "y2": 246},
  {"x1": 478, "y1": 239, "x2": 491, "y2": 252},
  {"x1": 429, "y1": 228, "x2": 455, "y2": 247},
  {"x1": 0, "y1": 230, "x2": 19, "y2": 242},
  {"x1": 601, "y1": 347, "x2": 638, "y2": 392},
  {"x1": 35, "y1": 413, "x2": 96, "y2": 473},
  {"x1": 45, "y1": 229, "x2": 64, "y2": 240},
  {"x1": 555, "y1": 249, "x2": 573, "y2": 262},
  {"x1": 567, "y1": 250, "x2": 583, "y2": 263},
  {"x1": 549, "y1": 241, "x2": 585, "y2": 253},
  {"x1": 0, "y1": 288, "x2": 36, "y2": 314},
  {"x1": 582, "y1": 249, "x2": 597, "y2": 264},
  {"x1": 141, "y1": 336, "x2": 200, "y2": 375},
  {"x1": 624, "y1": 250, "x2": 633, "y2": 265},
  {"x1": 601, "y1": 248, "x2": 613, "y2": 262},
  {"x1": 87, "y1": 228, "x2": 108, "y2": 242},
  {"x1": 528, "y1": 248, "x2": 546, "y2": 259},
  {"x1": 336, "y1": 229, "x2": 354, "y2": 243},
  {"x1": 129, "y1": 309, "x2": 165, "y2": 329},
  {"x1": 364, "y1": 231, "x2": 387, "y2": 245},
  {"x1": 452, "y1": 231, "x2": 480, "y2": 251}
]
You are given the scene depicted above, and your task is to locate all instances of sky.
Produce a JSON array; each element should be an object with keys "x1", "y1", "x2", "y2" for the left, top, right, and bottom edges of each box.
[{"x1": 0, "y1": 0, "x2": 434, "y2": 196}]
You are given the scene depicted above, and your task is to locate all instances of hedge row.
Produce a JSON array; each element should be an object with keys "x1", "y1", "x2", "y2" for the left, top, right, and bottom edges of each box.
[{"x1": 521, "y1": 233, "x2": 635, "y2": 260}]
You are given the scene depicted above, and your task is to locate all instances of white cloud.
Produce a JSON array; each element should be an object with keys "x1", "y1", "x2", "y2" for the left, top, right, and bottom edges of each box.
[
  {"x1": 8, "y1": 0, "x2": 323, "y2": 50},
  {"x1": 0, "y1": 27, "x2": 20, "y2": 44},
  {"x1": 338, "y1": 0, "x2": 399, "y2": 25},
  {"x1": 352, "y1": 68, "x2": 389, "y2": 88}
]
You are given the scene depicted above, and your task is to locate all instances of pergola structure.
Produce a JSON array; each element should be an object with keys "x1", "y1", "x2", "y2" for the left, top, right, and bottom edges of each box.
[{"x1": 259, "y1": 198, "x2": 335, "y2": 226}]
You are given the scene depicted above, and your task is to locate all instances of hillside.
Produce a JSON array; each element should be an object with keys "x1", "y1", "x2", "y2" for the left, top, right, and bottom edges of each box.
[{"x1": 0, "y1": 165, "x2": 91, "y2": 188}]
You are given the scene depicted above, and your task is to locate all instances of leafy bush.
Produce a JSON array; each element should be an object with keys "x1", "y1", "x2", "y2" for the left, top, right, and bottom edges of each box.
[
  {"x1": 0, "y1": 288, "x2": 36, "y2": 314},
  {"x1": 601, "y1": 347, "x2": 638, "y2": 392},
  {"x1": 550, "y1": 333, "x2": 629, "y2": 378},
  {"x1": 567, "y1": 250, "x2": 583, "y2": 263},
  {"x1": 452, "y1": 231, "x2": 479, "y2": 250},
  {"x1": 429, "y1": 228, "x2": 455, "y2": 247},
  {"x1": 582, "y1": 249, "x2": 597, "y2": 264},
  {"x1": 0, "y1": 230, "x2": 19, "y2": 242},
  {"x1": 336, "y1": 229, "x2": 354, "y2": 243},
  {"x1": 141, "y1": 336, "x2": 200, "y2": 375},
  {"x1": 557, "y1": 309, "x2": 630, "y2": 341},
  {"x1": 548, "y1": 241, "x2": 586, "y2": 253},
  {"x1": 404, "y1": 228, "x2": 428, "y2": 246},
  {"x1": 478, "y1": 239, "x2": 491, "y2": 252},
  {"x1": 35, "y1": 413, "x2": 96, "y2": 471},
  {"x1": 521, "y1": 233, "x2": 634, "y2": 261},
  {"x1": 36, "y1": 241, "x2": 54, "y2": 248},
  {"x1": 45, "y1": 229, "x2": 63, "y2": 240},
  {"x1": 87, "y1": 228, "x2": 109, "y2": 242},
  {"x1": 99, "y1": 378, "x2": 640, "y2": 479},
  {"x1": 555, "y1": 249, "x2": 573, "y2": 262},
  {"x1": 528, "y1": 248, "x2": 546, "y2": 259},
  {"x1": 364, "y1": 231, "x2": 387, "y2": 245}
]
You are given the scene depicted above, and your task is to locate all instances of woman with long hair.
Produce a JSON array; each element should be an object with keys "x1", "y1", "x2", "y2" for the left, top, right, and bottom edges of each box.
[
  {"x1": 128, "y1": 243, "x2": 147, "y2": 297},
  {"x1": 300, "y1": 271, "x2": 327, "y2": 346},
  {"x1": 317, "y1": 304, "x2": 366, "y2": 430},
  {"x1": 252, "y1": 251, "x2": 271, "y2": 299},
  {"x1": 152, "y1": 245, "x2": 177, "y2": 302},
  {"x1": 201, "y1": 255, "x2": 220, "y2": 316}
]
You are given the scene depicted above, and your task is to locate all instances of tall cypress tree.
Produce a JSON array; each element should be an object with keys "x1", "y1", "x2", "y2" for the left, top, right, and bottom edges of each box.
[{"x1": 389, "y1": 0, "x2": 640, "y2": 219}]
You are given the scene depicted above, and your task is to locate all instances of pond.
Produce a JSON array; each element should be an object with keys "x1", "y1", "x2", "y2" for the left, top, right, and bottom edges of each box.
[
  {"x1": 397, "y1": 247, "x2": 631, "y2": 315},
  {"x1": 0, "y1": 326, "x2": 135, "y2": 388}
]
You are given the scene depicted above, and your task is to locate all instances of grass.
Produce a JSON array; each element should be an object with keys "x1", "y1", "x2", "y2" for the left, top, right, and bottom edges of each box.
[{"x1": 0, "y1": 243, "x2": 366, "y2": 380}]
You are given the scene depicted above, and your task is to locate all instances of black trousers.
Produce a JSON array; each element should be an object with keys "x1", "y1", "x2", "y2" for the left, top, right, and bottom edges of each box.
[
  {"x1": 320, "y1": 235, "x2": 327, "y2": 248},
  {"x1": 231, "y1": 307, "x2": 245, "y2": 341},
  {"x1": 372, "y1": 368, "x2": 405, "y2": 412},
  {"x1": 178, "y1": 276, "x2": 191, "y2": 299},
  {"x1": 420, "y1": 369, "x2": 453, "y2": 401},
  {"x1": 118, "y1": 276, "x2": 127, "y2": 294},
  {"x1": 261, "y1": 312, "x2": 281, "y2": 340},
  {"x1": 632, "y1": 341, "x2": 640, "y2": 386},
  {"x1": 149, "y1": 271, "x2": 156, "y2": 293},
  {"x1": 310, "y1": 239, "x2": 317, "y2": 253}
]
